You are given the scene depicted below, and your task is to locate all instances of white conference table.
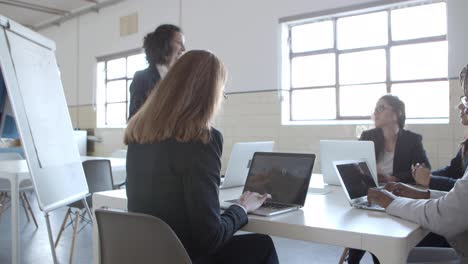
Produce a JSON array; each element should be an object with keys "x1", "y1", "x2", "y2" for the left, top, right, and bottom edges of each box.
[
  {"x1": 92, "y1": 174, "x2": 428, "y2": 264},
  {"x1": 0, "y1": 156, "x2": 126, "y2": 264}
]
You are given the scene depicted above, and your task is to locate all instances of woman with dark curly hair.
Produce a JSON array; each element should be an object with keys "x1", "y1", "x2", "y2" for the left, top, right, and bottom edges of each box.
[{"x1": 128, "y1": 24, "x2": 185, "y2": 119}]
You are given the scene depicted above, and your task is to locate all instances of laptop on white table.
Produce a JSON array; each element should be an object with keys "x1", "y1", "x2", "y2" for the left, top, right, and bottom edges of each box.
[
  {"x1": 333, "y1": 159, "x2": 384, "y2": 212},
  {"x1": 320, "y1": 140, "x2": 377, "y2": 186},
  {"x1": 222, "y1": 152, "x2": 316, "y2": 216}
]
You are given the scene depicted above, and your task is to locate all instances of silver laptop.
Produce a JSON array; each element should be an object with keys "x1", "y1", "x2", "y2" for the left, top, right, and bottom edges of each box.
[
  {"x1": 223, "y1": 152, "x2": 315, "y2": 216},
  {"x1": 333, "y1": 159, "x2": 384, "y2": 211},
  {"x1": 221, "y1": 141, "x2": 274, "y2": 189},
  {"x1": 320, "y1": 140, "x2": 377, "y2": 186}
]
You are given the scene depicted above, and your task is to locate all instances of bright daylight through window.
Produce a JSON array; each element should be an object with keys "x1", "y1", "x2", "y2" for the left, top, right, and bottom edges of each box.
[
  {"x1": 96, "y1": 52, "x2": 147, "y2": 127},
  {"x1": 281, "y1": 1, "x2": 448, "y2": 124}
]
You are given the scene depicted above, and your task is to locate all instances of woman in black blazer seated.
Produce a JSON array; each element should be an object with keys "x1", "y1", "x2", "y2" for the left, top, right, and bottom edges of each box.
[
  {"x1": 124, "y1": 50, "x2": 279, "y2": 264},
  {"x1": 359, "y1": 94, "x2": 431, "y2": 184},
  {"x1": 413, "y1": 65, "x2": 468, "y2": 191},
  {"x1": 348, "y1": 94, "x2": 432, "y2": 264}
]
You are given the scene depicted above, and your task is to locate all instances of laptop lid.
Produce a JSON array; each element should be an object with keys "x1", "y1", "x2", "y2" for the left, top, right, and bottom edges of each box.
[
  {"x1": 320, "y1": 140, "x2": 377, "y2": 186},
  {"x1": 333, "y1": 159, "x2": 378, "y2": 205},
  {"x1": 242, "y1": 152, "x2": 315, "y2": 207},
  {"x1": 221, "y1": 141, "x2": 274, "y2": 189}
]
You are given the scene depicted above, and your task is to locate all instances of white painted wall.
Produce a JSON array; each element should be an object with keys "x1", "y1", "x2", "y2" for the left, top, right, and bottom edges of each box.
[
  {"x1": 182, "y1": 0, "x2": 382, "y2": 93},
  {"x1": 41, "y1": 0, "x2": 180, "y2": 106},
  {"x1": 38, "y1": 0, "x2": 468, "y2": 171},
  {"x1": 40, "y1": 0, "x2": 435, "y2": 101}
]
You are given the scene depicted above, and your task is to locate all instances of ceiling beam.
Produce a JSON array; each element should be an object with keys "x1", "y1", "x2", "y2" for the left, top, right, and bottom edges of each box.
[
  {"x1": 0, "y1": 0, "x2": 69, "y2": 16},
  {"x1": 33, "y1": 0, "x2": 125, "y2": 31}
]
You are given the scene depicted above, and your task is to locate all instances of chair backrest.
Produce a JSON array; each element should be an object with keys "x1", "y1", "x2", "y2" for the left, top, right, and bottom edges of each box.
[
  {"x1": 83, "y1": 159, "x2": 114, "y2": 194},
  {"x1": 0, "y1": 152, "x2": 22, "y2": 160},
  {"x1": 95, "y1": 209, "x2": 192, "y2": 264}
]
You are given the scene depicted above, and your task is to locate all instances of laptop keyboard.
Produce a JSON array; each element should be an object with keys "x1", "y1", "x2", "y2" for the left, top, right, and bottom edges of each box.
[
  {"x1": 261, "y1": 202, "x2": 292, "y2": 210},
  {"x1": 225, "y1": 200, "x2": 292, "y2": 210}
]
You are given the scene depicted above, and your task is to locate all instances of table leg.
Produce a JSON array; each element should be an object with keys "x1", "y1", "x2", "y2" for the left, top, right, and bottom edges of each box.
[{"x1": 10, "y1": 174, "x2": 19, "y2": 264}]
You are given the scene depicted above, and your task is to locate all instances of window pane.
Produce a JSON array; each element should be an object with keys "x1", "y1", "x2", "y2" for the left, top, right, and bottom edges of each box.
[
  {"x1": 337, "y1": 11, "x2": 388, "y2": 50},
  {"x1": 392, "y1": 81, "x2": 449, "y2": 118},
  {"x1": 291, "y1": 88, "x2": 336, "y2": 120},
  {"x1": 392, "y1": 3, "x2": 446, "y2": 41},
  {"x1": 127, "y1": 53, "x2": 147, "y2": 77},
  {"x1": 391, "y1": 41, "x2": 447, "y2": 81},
  {"x1": 291, "y1": 21, "x2": 334, "y2": 53},
  {"x1": 339, "y1": 49, "x2": 386, "y2": 85},
  {"x1": 107, "y1": 58, "x2": 126, "y2": 79},
  {"x1": 96, "y1": 62, "x2": 106, "y2": 105},
  {"x1": 106, "y1": 103, "x2": 127, "y2": 125},
  {"x1": 292, "y1": 53, "x2": 335, "y2": 88},
  {"x1": 339, "y1": 84, "x2": 387, "y2": 117},
  {"x1": 106, "y1": 80, "x2": 127, "y2": 103}
]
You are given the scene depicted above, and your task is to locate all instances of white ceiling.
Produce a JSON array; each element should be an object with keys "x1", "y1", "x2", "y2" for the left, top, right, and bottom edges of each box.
[{"x1": 0, "y1": 0, "x2": 105, "y2": 29}]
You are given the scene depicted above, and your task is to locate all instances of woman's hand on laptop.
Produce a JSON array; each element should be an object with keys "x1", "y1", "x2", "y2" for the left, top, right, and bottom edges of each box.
[
  {"x1": 239, "y1": 191, "x2": 271, "y2": 212},
  {"x1": 384, "y1": 182, "x2": 430, "y2": 199},
  {"x1": 367, "y1": 188, "x2": 396, "y2": 208}
]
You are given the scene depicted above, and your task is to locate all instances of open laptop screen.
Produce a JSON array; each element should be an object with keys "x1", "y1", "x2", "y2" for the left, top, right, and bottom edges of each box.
[
  {"x1": 243, "y1": 152, "x2": 315, "y2": 206},
  {"x1": 335, "y1": 161, "x2": 377, "y2": 199}
]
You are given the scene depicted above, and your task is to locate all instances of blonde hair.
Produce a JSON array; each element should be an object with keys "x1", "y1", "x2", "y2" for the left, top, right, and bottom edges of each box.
[{"x1": 124, "y1": 50, "x2": 227, "y2": 144}]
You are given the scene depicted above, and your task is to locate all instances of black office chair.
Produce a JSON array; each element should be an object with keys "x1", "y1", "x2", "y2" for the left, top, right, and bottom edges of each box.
[
  {"x1": 95, "y1": 208, "x2": 192, "y2": 264},
  {"x1": 55, "y1": 159, "x2": 114, "y2": 263}
]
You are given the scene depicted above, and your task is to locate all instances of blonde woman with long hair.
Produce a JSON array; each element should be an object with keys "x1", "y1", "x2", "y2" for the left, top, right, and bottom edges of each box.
[{"x1": 125, "y1": 50, "x2": 279, "y2": 264}]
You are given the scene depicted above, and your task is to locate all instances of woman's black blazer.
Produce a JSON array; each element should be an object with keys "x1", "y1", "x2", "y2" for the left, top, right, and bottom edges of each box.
[{"x1": 360, "y1": 128, "x2": 431, "y2": 183}]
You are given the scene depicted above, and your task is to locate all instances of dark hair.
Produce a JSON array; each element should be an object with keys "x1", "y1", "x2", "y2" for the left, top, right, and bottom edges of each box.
[
  {"x1": 143, "y1": 24, "x2": 182, "y2": 67},
  {"x1": 461, "y1": 64, "x2": 468, "y2": 96},
  {"x1": 379, "y1": 94, "x2": 406, "y2": 128},
  {"x1": 460, "y1": 65, "x2": 468, "y2": 165}
]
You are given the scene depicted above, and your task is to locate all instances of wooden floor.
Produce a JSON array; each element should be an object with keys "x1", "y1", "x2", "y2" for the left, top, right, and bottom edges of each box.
[{"x1": 0, "y1": 192, "x2": 374, "y2": 264}]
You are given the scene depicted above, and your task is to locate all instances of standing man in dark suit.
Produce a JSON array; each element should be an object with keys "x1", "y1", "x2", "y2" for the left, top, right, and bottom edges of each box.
[{"x1": 128, "y1": 24, "x2": 185, "y2": 119}]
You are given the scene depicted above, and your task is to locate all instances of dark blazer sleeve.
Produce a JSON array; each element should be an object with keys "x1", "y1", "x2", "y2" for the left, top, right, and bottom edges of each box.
[
  {"x1": 359, "y1": 129, "x2": 381, "y2": 158},
  {"x1": 182, "y1": 129, "x2": 248, "y2": 256},
  {"x1": 359, "y1": 130, "x2": 371, "y2": 141},
  {"x1": 432, "y1": 149, "x2": 463, "y2": 178},
  {"x1": 128, "y1": 69, "x2": 161, "y2": 119},
  {"x1": 429, "y1": 176, "x2": 457, "y2": 191},
  {"x1": 393, "y1": 132, "x2": 431, "y2": 183},
  {"x1": 129, "y1": 71, "x2": 146, "y2": 119},
  {"x1": 429, "y1": 148, "x2": 464, "y2": 191}
]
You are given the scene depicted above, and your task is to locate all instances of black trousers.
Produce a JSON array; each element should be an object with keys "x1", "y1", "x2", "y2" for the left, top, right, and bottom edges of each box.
[
  {"x1": 347, "y1": 232, "x2": 450, "y2": 264},
  {"x1": 195, "y1": 234, "x2": 279, "y2": 264}
]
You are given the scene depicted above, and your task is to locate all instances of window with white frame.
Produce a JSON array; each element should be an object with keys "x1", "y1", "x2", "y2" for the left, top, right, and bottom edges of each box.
[
  {"x1": 281, "y1": 1, "x2": 448, "y2": 124},
  {"x1": 96, "y1": 51, "x2": 147, "y2": 127}
]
